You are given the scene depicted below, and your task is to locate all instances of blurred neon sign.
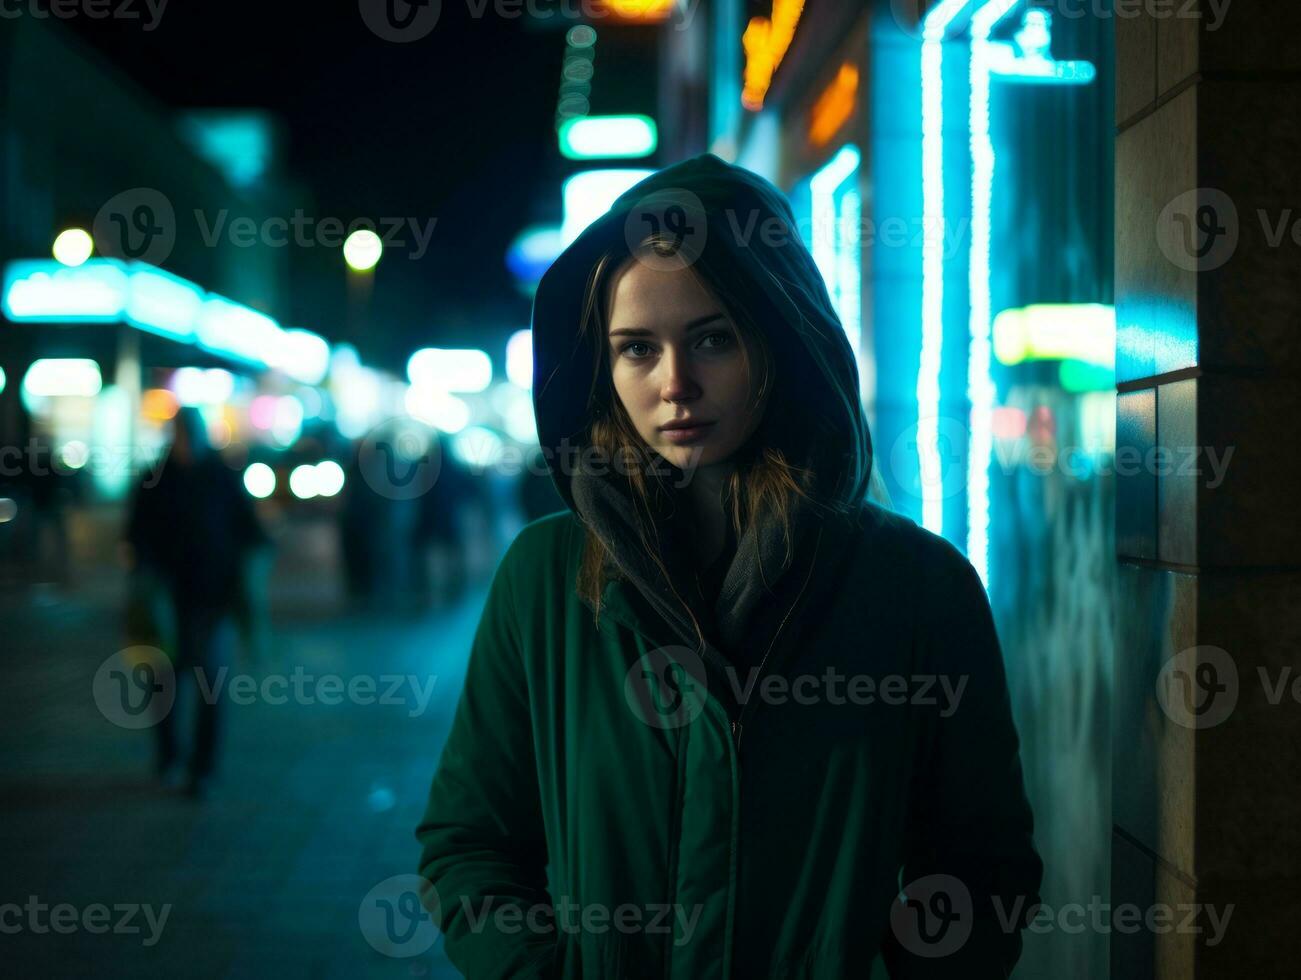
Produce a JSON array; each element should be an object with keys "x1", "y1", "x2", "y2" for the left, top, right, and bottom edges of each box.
[
  {"x1": 559, "y1": 115, "x2": 657, "y2": 160},
  {"x1": 2, "y1": 259, "x2": 327, "y2": 376},
  {"x1": 3, "y1": 260, "x2": 128, "y2": 322},
  {"x1": 808, "y1": 63, "x2": 858, "y2": 148},
  {"x1": 742, "y1": 0, "x2": 805, "y2": 111},
  {"x1": 993, "y1": 303, "x2": 1115, "y2": 367}
]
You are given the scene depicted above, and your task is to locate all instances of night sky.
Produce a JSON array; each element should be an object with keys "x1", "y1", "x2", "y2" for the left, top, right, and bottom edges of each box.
[{"x1": 61, "y1": 1, "x2": 595, "y2": 372}]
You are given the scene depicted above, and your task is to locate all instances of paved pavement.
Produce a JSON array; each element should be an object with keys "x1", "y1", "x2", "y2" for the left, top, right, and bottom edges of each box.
[{"x1": 0, "y1": 556, "x2": 488, "y2": 978}]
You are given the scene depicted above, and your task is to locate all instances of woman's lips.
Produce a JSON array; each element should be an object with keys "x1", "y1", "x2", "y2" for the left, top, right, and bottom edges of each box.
[{"x1": 659, "y1": 422, "x2": 716, "y2": 444}]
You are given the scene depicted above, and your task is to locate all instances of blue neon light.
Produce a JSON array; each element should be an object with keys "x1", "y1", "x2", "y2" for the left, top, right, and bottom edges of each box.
[{"x1": 917, "y1": 0, "x2": 969, "y2": 535}]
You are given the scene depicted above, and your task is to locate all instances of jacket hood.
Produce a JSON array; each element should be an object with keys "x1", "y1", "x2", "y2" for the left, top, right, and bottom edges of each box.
[
  {"x1": 529, "y1": 153, "x2": 873, "y2": 665},
  {"x1": 532, "y1": 152, "x2": 872, "y2": 514}
]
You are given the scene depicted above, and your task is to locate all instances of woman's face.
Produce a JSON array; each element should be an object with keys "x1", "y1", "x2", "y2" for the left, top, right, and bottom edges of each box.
[{"x1": 606, "y1": 257, "x2": 766, "y2": 470}]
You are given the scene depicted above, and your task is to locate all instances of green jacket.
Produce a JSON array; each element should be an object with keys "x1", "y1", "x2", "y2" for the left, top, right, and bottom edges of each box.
[
  {"x1": 415, "y1": 155, "x2": 1042, "y2": 979},
  {"x1": 416, "y1": 504, "x2": 1042, "y2": 979}
]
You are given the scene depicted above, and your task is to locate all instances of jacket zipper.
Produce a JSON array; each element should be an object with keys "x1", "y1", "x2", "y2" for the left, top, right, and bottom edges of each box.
[
  {"x1": 731, "y1": 526, "x2": 823, "y2": 754},
  {"x1": 719, "y1": 529, "x2": 822, "y2": 980}
]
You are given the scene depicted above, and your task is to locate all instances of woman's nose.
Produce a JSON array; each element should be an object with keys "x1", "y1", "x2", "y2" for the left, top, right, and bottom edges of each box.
[{"x1": 659, "y1": 348, "x2": 701, "y2": 402}]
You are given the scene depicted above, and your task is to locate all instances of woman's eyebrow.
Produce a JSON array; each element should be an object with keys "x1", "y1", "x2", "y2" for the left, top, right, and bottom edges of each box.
[{"x1": 608, "y1": 313, "x2": 728, "y2": 339}]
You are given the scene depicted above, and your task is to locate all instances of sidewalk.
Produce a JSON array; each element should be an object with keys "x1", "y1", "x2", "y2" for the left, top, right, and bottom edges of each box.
[{"x1": 0, "y1": 559, "x2": 487, "y2": 979}]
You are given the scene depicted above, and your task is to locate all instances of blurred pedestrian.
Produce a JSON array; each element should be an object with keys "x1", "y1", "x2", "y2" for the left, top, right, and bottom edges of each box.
[
  {"x1": 412, "y1": 442, "x2": 473, "y2": 609},
  {"x1": 124, "y1": 407, "x2": 271, "y2": 798}
]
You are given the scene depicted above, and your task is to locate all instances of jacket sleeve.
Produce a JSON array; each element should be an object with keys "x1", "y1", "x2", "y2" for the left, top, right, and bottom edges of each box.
[
  {"x1": 881, "y1": 542, "x2": 1044, "y2": 979},
  {"x1": 415, "y1": 544, "x2": 556, "y2": 980}
]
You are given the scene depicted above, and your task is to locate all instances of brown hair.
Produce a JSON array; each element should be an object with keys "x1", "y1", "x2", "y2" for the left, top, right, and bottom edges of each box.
[{"x1": 574, "y1": 235, "x2": 820, "y2": 647}]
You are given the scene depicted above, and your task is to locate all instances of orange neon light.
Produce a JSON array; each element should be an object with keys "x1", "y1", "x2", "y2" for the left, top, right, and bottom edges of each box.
[
  {"x1": 595, "y1": 0, "x2": 675, "y2": 22},
  {"x1": 741, "y1": 0, "x2": 806, "y2": 111},
  {"x1": 808, "y1": 63, "x2": 859, "y2": 146}
]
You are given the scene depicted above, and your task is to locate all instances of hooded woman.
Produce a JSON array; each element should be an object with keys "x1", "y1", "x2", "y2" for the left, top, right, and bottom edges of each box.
[{"x1": 415, "y1": 154, "x2": 1043, "y2": 979}]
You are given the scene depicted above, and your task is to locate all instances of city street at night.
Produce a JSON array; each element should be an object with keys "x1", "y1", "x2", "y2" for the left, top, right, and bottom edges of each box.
[
  {"x1": 0, "y1": 521, "x2": 491, "y2": 978},
  {"x1": 3, "y1": 1, "x2": 1299, "y2": 978}
]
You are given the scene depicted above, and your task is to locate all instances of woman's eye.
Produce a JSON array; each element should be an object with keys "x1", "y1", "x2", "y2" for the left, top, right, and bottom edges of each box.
[
  {"x1": 620, "y1": 342, "x2": 652, "y2": 358},
  {"x1": 699, "y1": 331, "x2": 732, "y2": 350}
]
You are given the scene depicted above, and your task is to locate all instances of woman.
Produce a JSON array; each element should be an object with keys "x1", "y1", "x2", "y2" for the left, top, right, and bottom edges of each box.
[{"x1": 415, "y1": 154, "x2": 1042, "y2": 978}]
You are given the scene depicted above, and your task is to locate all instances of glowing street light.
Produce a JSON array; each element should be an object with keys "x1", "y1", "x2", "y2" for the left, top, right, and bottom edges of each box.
[
  {"x1": 243, "y1": 462, "x2": 276, "y2": 499},
  {"x1": 343, "y1": 229, "x2": 383, "y2": 272},
  {"x1": 52, "y1": 228, "x2": 94, "y2": 267}
]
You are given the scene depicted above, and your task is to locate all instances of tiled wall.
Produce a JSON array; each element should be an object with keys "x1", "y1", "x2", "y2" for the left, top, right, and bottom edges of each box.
[{"x1": 1113, "y1": 5, "x2": 1301, "y2": 977}]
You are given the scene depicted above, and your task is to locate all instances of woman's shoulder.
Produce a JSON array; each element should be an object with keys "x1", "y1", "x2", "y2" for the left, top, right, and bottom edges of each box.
[
  {"x1": 497, "y1": 509, "x2": 584, "y2": 585},
  {"x1": 512, "y1": 508, "x2": 582, "y2": 552},
  {"x1": 845, "y1": 499, "x2": 982, "y2": 590}
]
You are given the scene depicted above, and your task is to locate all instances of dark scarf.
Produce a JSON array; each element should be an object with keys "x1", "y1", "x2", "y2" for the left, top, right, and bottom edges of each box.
[{"x1": 570, "y1": 457, "x2": 844, "y2": 678}]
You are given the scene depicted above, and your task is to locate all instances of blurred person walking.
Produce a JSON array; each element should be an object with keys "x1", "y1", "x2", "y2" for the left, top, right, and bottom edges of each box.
[
  {"x1": 412, "y1": 444, "x2": 475, "y2": 610},
  {"x1": 124, "y1": 407, "x2": 270, "y2": 798}
]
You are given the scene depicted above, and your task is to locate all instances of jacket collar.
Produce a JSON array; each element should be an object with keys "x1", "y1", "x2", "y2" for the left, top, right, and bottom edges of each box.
[{"x1": 576, "y1": 500, "x2": 869, "y2": 706}]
